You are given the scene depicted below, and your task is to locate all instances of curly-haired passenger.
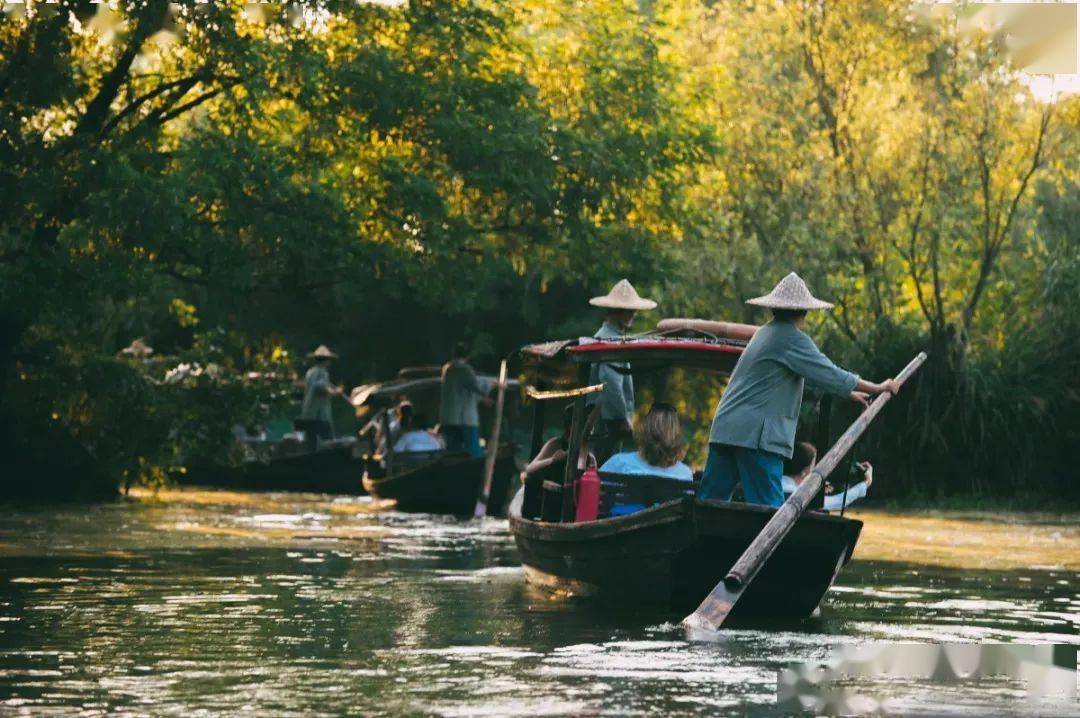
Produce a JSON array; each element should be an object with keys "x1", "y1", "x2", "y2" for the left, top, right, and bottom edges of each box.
[{"x1": 599, "y1": 404, "x2": 692, "y2": 516}]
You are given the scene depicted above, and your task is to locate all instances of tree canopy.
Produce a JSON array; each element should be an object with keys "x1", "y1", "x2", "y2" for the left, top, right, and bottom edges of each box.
[{"x1": 2, "y1": 0, "x2": 1077, "y2": 501}]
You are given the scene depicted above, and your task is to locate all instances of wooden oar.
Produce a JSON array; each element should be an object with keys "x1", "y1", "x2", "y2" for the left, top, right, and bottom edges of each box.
[
  {"x1": 683, "y1": 351, "x2": 927, "y2": 633},
  {"x1": 474, "y1": 359, "x2": 509, "y2": 518}
]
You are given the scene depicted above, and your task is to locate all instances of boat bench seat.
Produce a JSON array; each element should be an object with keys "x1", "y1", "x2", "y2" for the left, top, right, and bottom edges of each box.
[
  {"x1": 392, "y1": 450, "x2": 445, "y2": 465},
  {"x1": 597, "y1": 472, "x2": 698, "y2": 517}
]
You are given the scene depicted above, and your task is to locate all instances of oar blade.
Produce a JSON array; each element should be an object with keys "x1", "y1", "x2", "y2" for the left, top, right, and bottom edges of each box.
[{"x1": 682, "y1": 581, "x2": 743, "y2": 634}]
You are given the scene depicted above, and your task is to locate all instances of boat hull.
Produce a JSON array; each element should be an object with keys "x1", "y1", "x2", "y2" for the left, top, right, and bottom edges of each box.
[
  {"x1": 182, "y1": 444, "x2": 366, "y2": 495},
  {"x1": 510, "y1": 497, "x2": 861, "y2": 619},
  {"x1": 362, "y1": 447, "x2": 519, "y2": 516}
]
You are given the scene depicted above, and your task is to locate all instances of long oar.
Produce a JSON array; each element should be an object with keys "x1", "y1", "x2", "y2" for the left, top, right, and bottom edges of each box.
[
  {"x1": 683, "y1": 351, "x2": 927, "y2": 633},
  {"x1": 474, "y1": 359, "x2": 509, "y2": 518}
]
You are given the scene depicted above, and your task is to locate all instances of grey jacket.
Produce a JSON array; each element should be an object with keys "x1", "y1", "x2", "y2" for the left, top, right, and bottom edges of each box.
[
  {"x1": 587, "y1": 321, "x2": 635, "y2": 422},
  {"x1": 709, "y1": 320, "x2": 858, "y2": 458},
  {"x1": 301, "y1": 364, "x2": 334, "y2": 430},
  {"x1": 439, "y1": 359, "x2": 488, "y2": 427}
]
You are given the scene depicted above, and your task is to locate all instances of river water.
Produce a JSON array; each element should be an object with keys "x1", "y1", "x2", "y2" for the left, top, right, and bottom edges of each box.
[{"x1": 0, "y1": 489, "x2": 1075, "y2": 716}]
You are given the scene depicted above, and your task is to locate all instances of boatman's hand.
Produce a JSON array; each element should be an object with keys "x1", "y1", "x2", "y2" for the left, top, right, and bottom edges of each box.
[
  {"x1": 849, "y1": 390, "x2": 870, "y2": 408},
  {"x1": 857, "y1": 461, "x2": 873, "y2": 487},
  {"x1": 880, "y1": 378, "x2": 902, "y2": 396}
]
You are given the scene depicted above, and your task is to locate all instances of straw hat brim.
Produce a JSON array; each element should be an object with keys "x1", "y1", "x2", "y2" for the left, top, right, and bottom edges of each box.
[
  {"x1": 308, "y1": 349, "x2": 339, "y2": 359},
  {"x1": 745, "y1": 295, "x2": 834, "y2": 311},
  {"x1": 589, "y1": 296, "x2": 658, "y2": 311}
]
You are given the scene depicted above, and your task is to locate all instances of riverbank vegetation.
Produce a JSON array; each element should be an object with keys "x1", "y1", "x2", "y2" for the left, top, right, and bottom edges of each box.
[{"x1": 2, "y1": 1, "x2": 1078, "y2": 502}]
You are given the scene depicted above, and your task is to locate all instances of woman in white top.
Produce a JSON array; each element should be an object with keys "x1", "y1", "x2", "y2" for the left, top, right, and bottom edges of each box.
[
  {"x1": 782, "y1": 441, "x2": 872, "y2": 511},
  {"x1": 393, "y1": 412, "x2": 445, "y2": 453}
]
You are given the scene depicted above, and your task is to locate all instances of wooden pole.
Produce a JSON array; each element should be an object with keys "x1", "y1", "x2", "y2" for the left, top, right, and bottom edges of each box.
[
  {"x1": 812, "y1": 393, "x2": 833, "y2": 511},
  {"x1": 474, "y1": 360, "x2": 508, "y2": 518},
  {"x1": 528, "y1": 381, "x2": 548, "y2": 460},
  {"x1": 560, "y1": 365, "x2": 592, "y2": 522},
  {"x1": 683, "y1": 351, "x2": 927, "y2": 633},
  {"x1": 656, "y1": 318, "x2": 759, "y2": 341},
  {"x1": 380, "y1": 409, "x2": 395, "y2": 475}
]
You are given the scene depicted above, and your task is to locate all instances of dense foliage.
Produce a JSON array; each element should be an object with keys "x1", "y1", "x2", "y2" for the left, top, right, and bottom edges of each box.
[{"x1": 2, "y1": 0, "x2": 1077, "y2": 501}]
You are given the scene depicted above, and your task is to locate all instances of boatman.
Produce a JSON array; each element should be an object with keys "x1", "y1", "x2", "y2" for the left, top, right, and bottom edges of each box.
[
  {"x1": 587, "y1": 279, "x2": 657, "y2": 461},
  {"x1": 299, "y1": 344, "x2": 343, "y2": 451},
  {"x1": 698, "y1": 273, "x2": 900, "y2": 507},
  {"x1": 439, "y1": 342, "x2": 493, "y2": 458}
]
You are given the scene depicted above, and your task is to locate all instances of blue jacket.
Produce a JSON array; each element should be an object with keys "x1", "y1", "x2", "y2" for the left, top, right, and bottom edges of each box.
[{"x1": 709, "y1": 320, "x2": 858, "y2": 458}]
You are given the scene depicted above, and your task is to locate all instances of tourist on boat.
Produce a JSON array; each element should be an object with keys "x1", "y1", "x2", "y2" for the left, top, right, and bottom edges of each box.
[
  {"x1": 519, "y1": 405, "x2": 597, "y2": 520},
  {"x1": 439, "y1": 342, "x2": 493, "y2": 458},
  {"x1": 783, "y1": 442, "x2": 872, "y2": 510},
  {"x1": 600, "y1": 403, "x2": 693, "y2": 516},
  {"x1": 299, "y1": 344, "x2": 344, "y2": 451},
  {"x1": 375, "y1": 395, "x2": 412, "y2": 456},
  {"x1": 698, "y1": 273, "x2": 900, "y2": 507},
  {"x1": 393, "y1": 411, "x2": 445, "y2": 454},
  {"x1": 587, "y1": 279, "x2": 657, "y2": 461},
  {"x1": 525, "y1": 405, "x2": 596, "y2": 476}
]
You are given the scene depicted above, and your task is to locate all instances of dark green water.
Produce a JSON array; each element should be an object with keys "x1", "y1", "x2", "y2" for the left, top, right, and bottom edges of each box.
[{"x1": 0, "y1": 491, "x2": 1075, "y2": 716}]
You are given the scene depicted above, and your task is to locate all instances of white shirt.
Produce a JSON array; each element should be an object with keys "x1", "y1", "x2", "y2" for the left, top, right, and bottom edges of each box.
[
  {"x1": 781, "y1": 475, "x2": 868, "y2": 511},
  {"x1": 394, "y1": 430, "x2": 443, "y2": 453}
]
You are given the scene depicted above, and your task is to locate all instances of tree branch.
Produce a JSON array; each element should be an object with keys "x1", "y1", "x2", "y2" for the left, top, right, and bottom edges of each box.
[
  {"x1": 72, "y1": 0, "x2": 170, "y2": 141},
  {"x1": 962, "y1": 105, "x2": 1051, "y2": 334},
  {"x1": 98, "y1": 73, "x2": 210, "y2": 139}
]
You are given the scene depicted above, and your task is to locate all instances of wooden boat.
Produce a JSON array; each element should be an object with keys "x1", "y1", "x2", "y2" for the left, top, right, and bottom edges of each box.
[
  {"x1": 181, "y1": 438, "x2": 368, "y2": 495},
  {"x1": 353, "y1": 370, "x2": 522, "y2": 516},
  {"x1": 509, "y1": 324, "x2": 864, "y2": 621},
  {"x1": 510, "y1": 495, "x2": 861, "y2": 619},
  {"x1": 362, "y1": 446, "x2": 519, "y2": 515}
]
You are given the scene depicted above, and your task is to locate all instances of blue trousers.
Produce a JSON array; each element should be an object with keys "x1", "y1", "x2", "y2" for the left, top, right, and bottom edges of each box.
[
  {"x1": 443, "y1": 425, "x2": 482, "y2": 458},
  {"x1": 697, "y1": 443, "x2": 785, "y2": 507}
]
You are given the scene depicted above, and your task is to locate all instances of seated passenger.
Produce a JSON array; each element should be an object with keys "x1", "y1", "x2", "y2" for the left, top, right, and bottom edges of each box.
[
  {"x1": 373, "y1": 397, "x2": 412, "y2": 457},
  {"x1": 525, "y1": 405, "x2": 597, "y2": 476},
  {"x1": 782, "y1": 441, "x2": 872, "y2": 510},
  {"x1": 600, "y1": 403, "x2": 693, "y2": 516},
  {"x1": 393, "y1": 412, "x2": 445, "y2": 454}
]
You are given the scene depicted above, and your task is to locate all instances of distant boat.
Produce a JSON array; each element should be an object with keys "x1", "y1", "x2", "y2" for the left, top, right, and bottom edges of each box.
[
  {"x1": 352, "y1": 368, "x2": 522, "y2": 516},
  {"x1": 180, "y1": 437, "x2": 367, "y2": 495},
  {"x1": 362, "y1": 447, "x2": 518, "y2": 515},
  {"x1": 508, "y1": 325, "x2": 864, "y2": 620}
]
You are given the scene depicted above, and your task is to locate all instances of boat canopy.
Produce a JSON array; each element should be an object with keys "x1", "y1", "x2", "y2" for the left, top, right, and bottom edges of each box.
[{"x1": 519, "y1": 333, "x2": 747, "y2": 387}]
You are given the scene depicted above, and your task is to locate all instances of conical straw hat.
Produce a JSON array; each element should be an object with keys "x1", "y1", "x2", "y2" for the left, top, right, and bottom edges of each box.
[
  {"x1": 746, "y1": 272, "x2": 834, "y2": 311},
  {"x1": 119, "y1": 337, "x2": 154, "y2": 358},
  {"x1": 308, "y1": 345, "x2": 339, "y2": 359},
  {"x1": 589, "y1": 279, "x2": 657, "y2": 311}
]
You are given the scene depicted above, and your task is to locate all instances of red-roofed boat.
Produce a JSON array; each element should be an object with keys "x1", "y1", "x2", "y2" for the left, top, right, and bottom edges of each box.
[{"x1": 508, "y1": 323, "x2": 863, "y2": 621}]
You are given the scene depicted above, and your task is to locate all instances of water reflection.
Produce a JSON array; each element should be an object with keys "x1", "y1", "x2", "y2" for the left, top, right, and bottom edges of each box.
[{"x1": 0, "y1": 490, "x2": 1075, "y2": 716}]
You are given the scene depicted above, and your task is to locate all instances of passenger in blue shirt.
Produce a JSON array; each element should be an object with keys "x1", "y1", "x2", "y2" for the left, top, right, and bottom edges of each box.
[{"x1": 600, "y1": 404, "x2": 693, "y2": 516}]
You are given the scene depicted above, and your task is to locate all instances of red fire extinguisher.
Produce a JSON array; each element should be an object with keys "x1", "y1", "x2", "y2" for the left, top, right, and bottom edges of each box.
[{"x1": 574, "y1": 466, "x2": 601, "y2": 522}]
